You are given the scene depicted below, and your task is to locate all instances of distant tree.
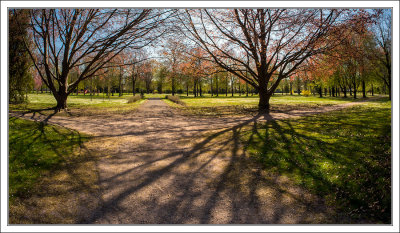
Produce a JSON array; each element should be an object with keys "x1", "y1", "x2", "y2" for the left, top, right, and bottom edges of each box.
[
  {"x1": 160, "y1": 37, "x2": 185, "y2": 96},
  {"x1": 140, "y1": 61, "x2": 153, "y2": 94},
  {"x1": 155, "y1": 64, "x2": 169, "y2": 94},
  {"x1": 9, "y1": 9, "x2": 33, "y2": 103}
]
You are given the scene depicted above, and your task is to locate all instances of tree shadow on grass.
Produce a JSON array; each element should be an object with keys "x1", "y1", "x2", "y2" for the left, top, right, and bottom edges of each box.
[
  {"x1": 9, "y1": 103, "x2": 390, "y2": 224},
  {"x1": 245, "y1": 108, "x2": 391, "y2": 223},
  {"x1": 9, "y1": 117, "x2": 100, "y2": 224}
]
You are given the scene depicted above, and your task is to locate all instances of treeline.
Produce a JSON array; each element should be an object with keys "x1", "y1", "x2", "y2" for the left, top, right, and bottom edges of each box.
[{"x1": 10, "y1": 9, "x2": 392, "y2": 110}]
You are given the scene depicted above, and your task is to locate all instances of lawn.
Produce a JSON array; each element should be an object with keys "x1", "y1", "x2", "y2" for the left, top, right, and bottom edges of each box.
[
  {"x1": 9, "y1": 117, "x2": 99, "y2": 223},
  {"x1": 238, "y1": 99, "x2": 391, "y2": 223},
  {"x1": 8, "y1": 93, "x2": 391, "y2": 223},
  {"x1": 9, "y1": 93, "x2": 146, "y2": 116},
  {"x1": 180, "y1": 94, "x2": 357, "y2": 106},
  {"x1": 165, "y1": 94, "x2": 359, "y2": 116}
]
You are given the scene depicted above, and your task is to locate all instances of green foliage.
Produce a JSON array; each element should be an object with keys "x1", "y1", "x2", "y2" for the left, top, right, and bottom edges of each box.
[
  {"x1": 9, "y1": 117, "x2": 91, "y2": 200},
  {"x1": 9, "y1": 9, "x2": 33, "y2": 104},
  {"x1": 301, "y1": 90, "x2": 311, "y2": 96},
  {"x1": 155, "y1": 65, "x2": 169, "y2": 93},
  {"x1": 242, "y1": 101, "x2": 391, "y2": 223},
  {"x1": 166, "y1": 95, "x2": 186, "y2": 105},
  {"x1": 127, "y1": 95, "x2": 141, "y2": 103}
]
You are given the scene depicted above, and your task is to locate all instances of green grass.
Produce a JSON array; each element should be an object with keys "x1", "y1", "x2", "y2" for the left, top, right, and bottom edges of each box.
[
  {"x1": 142, "y1": 93, "x2": 170, "y2": 99},
  {"x1": 181, "y1": 95, "x2": 357, "y2": 107},
  {"x1": 10, "y1": 93, "x2": 146, "y2": 116},
  {"x1": 166, "y1": 94, "x2": 360, "y2": 117},
  {"x1": 9, "y1": 117, "x2": 91, "y2": 201},
  {"x1": 240, "y1": 100, "x2": 391, "y2": 223}
]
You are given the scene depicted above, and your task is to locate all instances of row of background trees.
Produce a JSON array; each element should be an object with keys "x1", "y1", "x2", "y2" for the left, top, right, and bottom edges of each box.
[{"x1": 9, "y1": 9, "x2": 392, "y2": 111}]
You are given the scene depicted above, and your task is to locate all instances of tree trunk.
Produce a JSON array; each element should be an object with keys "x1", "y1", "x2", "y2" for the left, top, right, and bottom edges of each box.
[
  {"x1": 211, "y1": 77, "x2": 213, "y2": 97},
  {"x1": 225, "y1": 76, "x2": 228, "y2": 96},
  {"x1": 108, "y1": 81, "x2": 111, "y2": 99},
  {"x1": 172, "y1": 75, "x2": 175, "y2": 96},
  {"x1": 239, "y1": 83, "x2": 241, "y2": 96},
  {"x1": 258, "y1": 87, "x2": 271, "y2": 113},
  {"x1": 216, "y1": 76, "x2": 219, "y2": 97},
  {"x1": 290, "y1": 83, "x2": 293, "y2": 95},
  {"x1": 132, "y1": 77, "x2": 136, "y2": 96},
  {"x1": 56, "y1": 96, "x2": 68, "y2": 110},
  {"x1": 386, "y1": 58, "x2": 391, "y2": 100},
  {"x1": 231, "y1": 77, "x2": 234, "y2": 97},
  {"x1": 371, "y1": 84, "x2": 374, "y2": 96},
  {"x1": 119, "y1": 67, "x2": 123, "y2": 97},
  {"x1": 319, "y1": 86, "x2": 322, "y2": 98},
  {"x1": 246, "y1": 82, "x2": 249, "y2": 97},
  {"x1": 199, "y1": 80, "x2": 202, "y2": 97},
  {"x1": 362, "y1": 80, "x2": 366, "y2": 98},
  {"x1": 186, "y1": 82, "x2": 189, "y2": 96},
  {"x1": 353, "y1": 81, "x2": 357, "y2": 99},
  {"x1": 193, "y1": 81, "x2": 197, "y2": 97},
  {"x1": 54, "y1": 89, "x2": 68, "y2": 110}
]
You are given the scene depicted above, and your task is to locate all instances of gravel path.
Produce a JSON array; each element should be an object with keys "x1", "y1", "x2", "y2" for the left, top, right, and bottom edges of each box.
[{"x1": 10, "y1": 98, "x2": 373, "y2": 224}]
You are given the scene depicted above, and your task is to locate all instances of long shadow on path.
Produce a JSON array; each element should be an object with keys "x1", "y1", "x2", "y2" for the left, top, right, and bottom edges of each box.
[{"x1": 80, "y1": 112, "x2": 333, "y2": 224}]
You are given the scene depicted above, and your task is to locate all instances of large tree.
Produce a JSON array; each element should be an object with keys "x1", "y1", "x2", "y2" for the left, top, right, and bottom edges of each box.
[
  {"x1": 19, "y1": 9, "x2": 174, "y2": 110},
  {"x1": 9, "y1": 9, "x2": 33, "y2": 103},
  {"x1": 182, "y1": 9, "x2": 357, "y2": 112}
]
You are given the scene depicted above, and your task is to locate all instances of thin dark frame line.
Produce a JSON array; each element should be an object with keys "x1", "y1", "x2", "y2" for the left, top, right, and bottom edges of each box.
[{"x1": 2, "y1": 5, "x2": 397, "y2": 231}]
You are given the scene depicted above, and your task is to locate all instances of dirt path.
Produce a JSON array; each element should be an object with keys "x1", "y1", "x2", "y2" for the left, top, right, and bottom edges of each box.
[{"x1": 10, "y1": 98, "x2": 375, "y2": 224}]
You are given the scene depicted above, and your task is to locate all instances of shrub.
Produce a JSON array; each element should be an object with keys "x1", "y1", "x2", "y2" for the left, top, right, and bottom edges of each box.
[
  {"x1": 166, "y1": 95, "x2": 186, "y2": 106},
  {"x1": 153, "y1": 90, "x2": 158, "y2": 94},
  {"x1": 301, "y1": 90, "x2": 311, "y2": 97},
  {"x1": 127, "y1": 95, "x2": 141, "y2": 103}
]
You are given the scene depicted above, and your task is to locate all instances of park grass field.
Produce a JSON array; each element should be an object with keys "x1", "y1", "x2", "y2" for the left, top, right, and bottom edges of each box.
[
  {"x1": 239, "y1": 99, "x2": 391, "y2": 223},
  {"x1": 9, "y1": 117, "x2": 99, "y2": 223},
  {"x1": 8, "y1": 93, "x2": 392, "y2": 223},
  {"x1": 165, "y1": 94, "x2": 364, "y2": 117},
  {"x1": 180, "y1": 94, "x2": 357, "y2": 106},
  {"x1": 164, "y1": 96, "x2": 391, "y2": 222},
  {"x1": 9, "y1": 93, "x2": 146, "y2": 116}
]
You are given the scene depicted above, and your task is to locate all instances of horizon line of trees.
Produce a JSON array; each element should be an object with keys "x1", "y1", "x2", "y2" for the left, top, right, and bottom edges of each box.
[{"x1": 10, "y1": 9, "x2": 392, "y2": 110}]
